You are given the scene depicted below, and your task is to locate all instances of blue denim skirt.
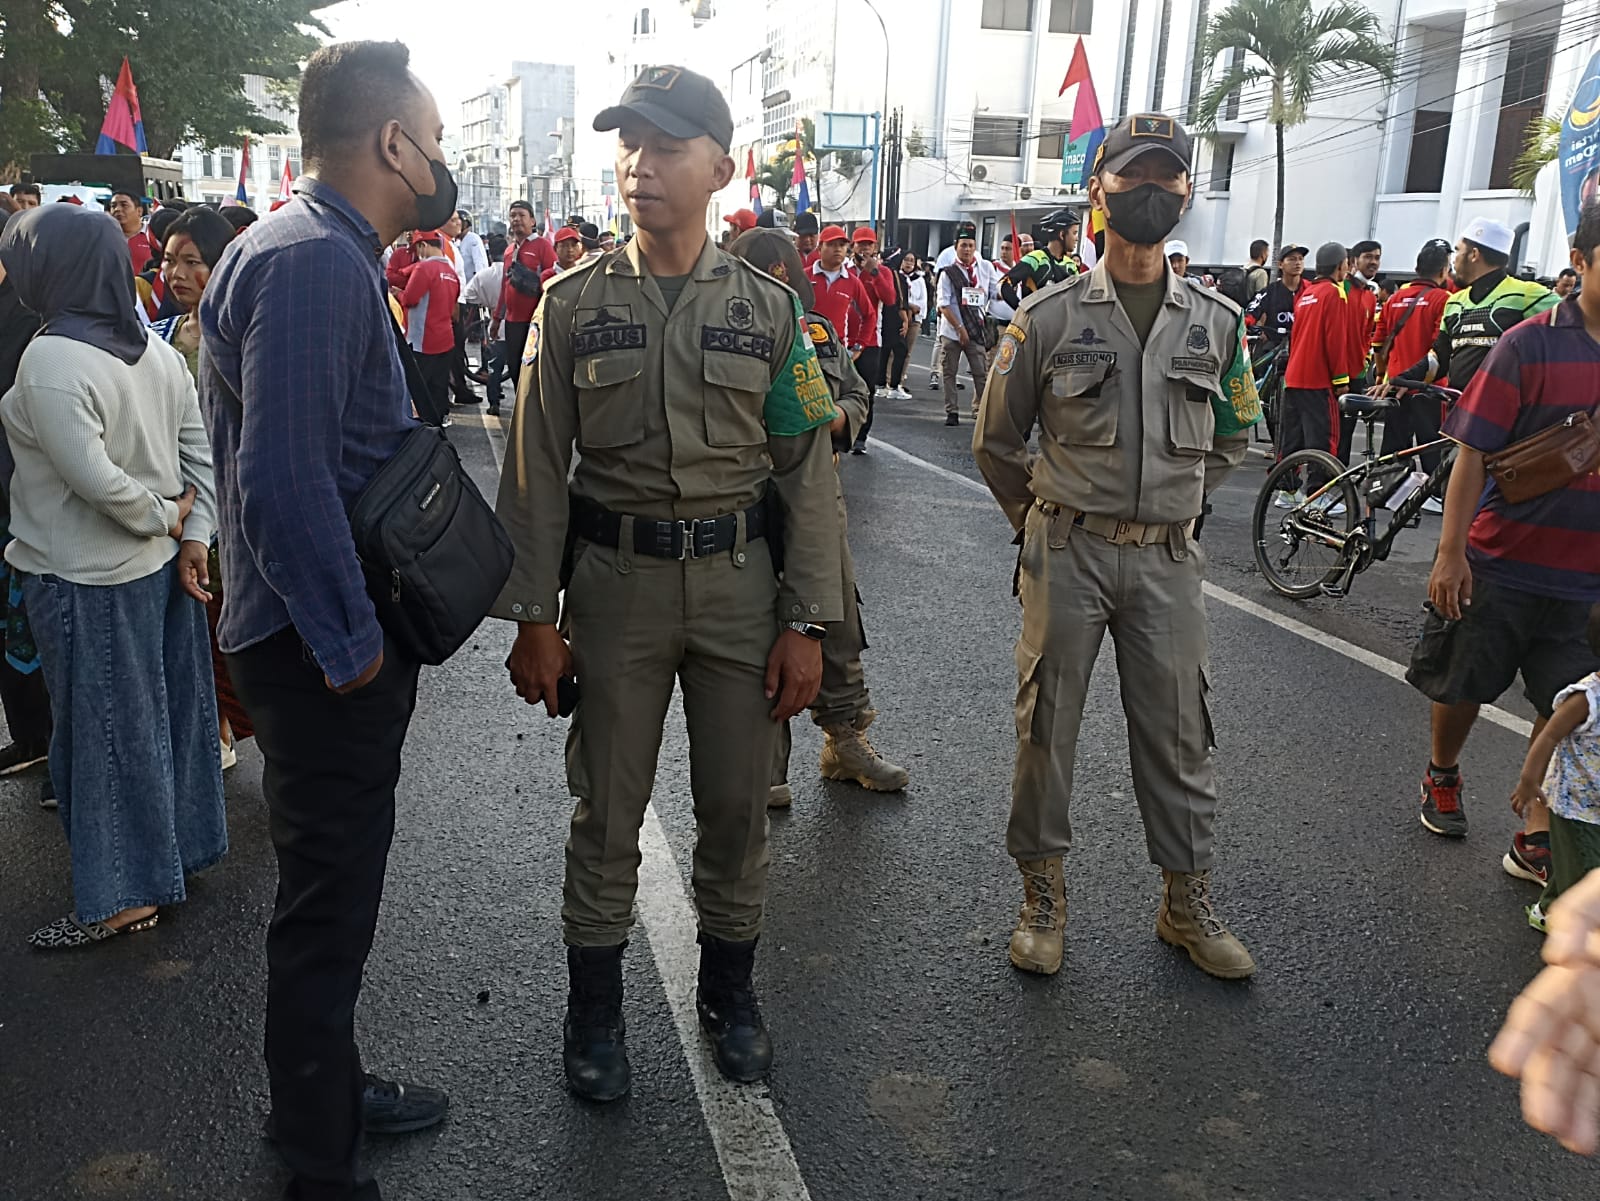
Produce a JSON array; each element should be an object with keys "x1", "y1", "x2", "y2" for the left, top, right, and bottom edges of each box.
[{"x1": 24, "y1": 562, "x2": 228, "y2": 923}]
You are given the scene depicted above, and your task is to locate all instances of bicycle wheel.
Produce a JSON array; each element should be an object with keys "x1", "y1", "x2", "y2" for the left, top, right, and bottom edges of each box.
[{"x1": 1252, "y1": 450, "x2": 1360, "y2": 599}]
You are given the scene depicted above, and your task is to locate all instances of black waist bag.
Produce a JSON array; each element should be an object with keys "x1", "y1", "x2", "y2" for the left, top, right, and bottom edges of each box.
[{"x1": 349, "y1": 317, "x2": 515, "y2": 665}]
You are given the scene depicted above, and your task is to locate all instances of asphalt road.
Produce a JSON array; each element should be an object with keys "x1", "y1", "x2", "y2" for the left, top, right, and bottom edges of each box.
[{"x1": 0, "y1": 337, "x2": 1578, "y2": 1201}]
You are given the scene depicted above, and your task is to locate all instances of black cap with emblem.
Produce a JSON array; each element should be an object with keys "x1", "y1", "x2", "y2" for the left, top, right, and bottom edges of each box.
[
  {"x1": 1092, "y1": 112, "x2": 1193, "y2": 177},
  {"x1": 594, "y1": 64, "x2": 735, "y2": 152}
]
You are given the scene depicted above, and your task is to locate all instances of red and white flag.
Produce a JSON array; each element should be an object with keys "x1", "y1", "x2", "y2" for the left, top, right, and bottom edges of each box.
[{"x1": 277, "y1": 158, "x2": 295, "y2": 201}]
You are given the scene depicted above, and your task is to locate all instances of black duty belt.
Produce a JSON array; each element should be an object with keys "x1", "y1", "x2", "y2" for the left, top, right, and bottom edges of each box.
[{"x1": 570, "y1": 496, "x2": 767, "y2": 561}]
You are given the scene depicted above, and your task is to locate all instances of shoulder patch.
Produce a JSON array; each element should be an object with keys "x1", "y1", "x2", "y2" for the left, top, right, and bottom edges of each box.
[
  {"x1": 994, "y1": 334, "x2": 1020, "y2": 375},
  {"x1": 807, "y1": 320, "x2": 831, "y2": 345},
  {"x1": 1004, "y1": 322, "x2": 1027, "y2": 344}
]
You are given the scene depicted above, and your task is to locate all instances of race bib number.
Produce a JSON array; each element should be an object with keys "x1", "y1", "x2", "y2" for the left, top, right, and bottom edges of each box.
[{"x1": 962, "y1": 287, "x2": 986, "y2": 308}]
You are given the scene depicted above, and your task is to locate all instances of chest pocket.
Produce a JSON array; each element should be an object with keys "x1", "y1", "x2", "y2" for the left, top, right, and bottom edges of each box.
[
  {"x1": 574, "y1": 351, "x2": 645, "y2": 449},
  {"x1": 702, "y1": 351, "x2": 770, "y2": 447},
  {"x1": 1049, "y1": 366, "x2": 1118, "y2": 447},
  {"x1": 1165, "y1": 364, "x2": 1218, "y2": 454}
]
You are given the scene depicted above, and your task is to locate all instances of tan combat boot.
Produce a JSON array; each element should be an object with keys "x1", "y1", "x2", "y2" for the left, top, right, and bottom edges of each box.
[
  {"x1": 1009, "y1": 858, "x2": 1065, "y2": 974},
  {"x1": 767, "y1": 784, "x2": 793, "y2": 809},
  {"x1": 1156, "y1": 870, "x2": 1256, "y2": 980},
  {"x1": 819, "y1": 711, "x2": 910, "y2": 792}
]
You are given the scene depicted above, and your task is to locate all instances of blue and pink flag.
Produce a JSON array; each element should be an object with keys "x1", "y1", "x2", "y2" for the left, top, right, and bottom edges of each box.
[
  {"x1": 792, "y1": 124, "x2": 810, "y2": 215},
  {"x1": 1058, "y1": 37, "x2": 1105, "y2": 187},
  {"x1": 95, "y1": 57, "x2": 147, "y2": 155},
  {"x1": 228, "y1": 138, "x2": 251, "y2": 205}
]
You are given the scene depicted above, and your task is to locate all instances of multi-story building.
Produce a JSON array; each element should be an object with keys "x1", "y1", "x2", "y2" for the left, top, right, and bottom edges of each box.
[
  {"x1": 458, "y1": 84, "x2": 509, "y2": 222},
  {"x1": 455, "y1": 63, "x2": 575, "y2": 228},
  {"x1": 179, "y1": 75, "x2": 301, "y2": 209}
]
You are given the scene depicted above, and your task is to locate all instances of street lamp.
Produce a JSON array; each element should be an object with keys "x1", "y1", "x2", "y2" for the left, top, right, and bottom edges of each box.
[{"x1": 858, "y1": 0, "x2": 890, "y2": 238}]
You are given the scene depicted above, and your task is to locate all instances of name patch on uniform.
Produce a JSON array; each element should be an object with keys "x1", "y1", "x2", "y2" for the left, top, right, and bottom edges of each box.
[
  {"x1": 701, "y1": 326, "x2": 775, "y2": 361},
  {"x1": 1171, "y1": 356, "x2": 1218, "y2": 374},
  {"x1": 573, "y1": 325, "x2": 647, "y2": 357},
  {"x1": 1053, "y1": 351, "x2": 1116, "y2": 368}
]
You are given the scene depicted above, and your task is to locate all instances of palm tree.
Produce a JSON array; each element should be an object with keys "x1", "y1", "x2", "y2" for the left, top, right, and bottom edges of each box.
[
  {"x1": 753, "y1": 117, "x2": 816, "y2": 215},
  {"x1": 1511, "y1": 113, "x2": 1561, "y2": 195},
  {"x1": 1193, "y1": 0, "x2": 1396, "y2": 254}
]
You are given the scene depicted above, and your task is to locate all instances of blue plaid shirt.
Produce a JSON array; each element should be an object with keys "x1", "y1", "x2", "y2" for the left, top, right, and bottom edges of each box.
[{"x1": 199, "y1": 178, "x2": 416, "y2": 687}]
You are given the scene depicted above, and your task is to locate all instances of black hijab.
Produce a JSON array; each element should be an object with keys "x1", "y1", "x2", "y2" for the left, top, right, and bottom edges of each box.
[
  {"x1": 0, "y1": 204, "x2": 147, "y2": 365},
  {"x1": 0, "y1": 211, "x2": 41, "y2": 395}
]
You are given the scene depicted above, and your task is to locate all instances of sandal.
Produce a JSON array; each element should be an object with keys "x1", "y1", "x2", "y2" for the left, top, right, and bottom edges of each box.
[{"x1": 28, "y1": 911, "x2": 159, "y2": 950}]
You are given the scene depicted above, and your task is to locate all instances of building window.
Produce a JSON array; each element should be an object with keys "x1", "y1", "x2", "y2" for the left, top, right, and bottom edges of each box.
[
  {"x1": 1150, "y1": 0, "x2": 1174, "y2": 110},
  {"x1": 1489, "y1": 32, "x2": 1554, "y2": 190},
  {"x1": 981, "y1": 0, "x2": 1033, "y2": 31},
  {"x1": 1119, "y1": 0, "x2": 1139, "y2": 117},
  {"x1": 1208, "y1": 142, "x2": 1234, "y2": 192},
  {"x1": 268, "y1": 145, "x2": 282, "y2": 177},
  {"x1": 1037, "y1": 119, "x2": 1073, "y2": 159},
  {"x1": 973, "y1": 115, "x2": 1026, "y2": 157},
  {"x1": 633, "y1": 6, "x2": 654, "y2": 35},
  {"x1": 202, "y1": 153, "x2": 215, "y2": 177},
  {"x1": 220, "y1": 152, "x2": 235, "y2": 180},
  {"x1": 1048, "y1": 0, "x2": 1092, "y2": 33},
  {"x1": 1405, "y1": 109, "x2": 1451, "y2": 193}
]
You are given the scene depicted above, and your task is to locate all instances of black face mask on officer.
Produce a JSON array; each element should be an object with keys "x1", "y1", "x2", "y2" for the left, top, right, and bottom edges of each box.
[
  {"x1": 1100, "y1": 182, "x2": 1186, "y2": 247},
  {"x1": 396, "y1": 129, "x2": 459, "y2": 232}
]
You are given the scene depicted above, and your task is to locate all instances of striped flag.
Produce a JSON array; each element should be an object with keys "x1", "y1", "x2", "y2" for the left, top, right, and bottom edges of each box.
[
  {"x1": 227, "y1": 137, "x2": 251, "y2": 206},
  {"x1": 95, "y1": 57, "x2": 147, "y2": 154},
  {"x1": 792, "y1": 122, "x2": 809, "y2": 215},
  {"x1": 277, "y1": 157, "x2": 295, "y2": 201},
  {"x1": 1059, "y1": 37, "x2": 1106, "y2": 188}
]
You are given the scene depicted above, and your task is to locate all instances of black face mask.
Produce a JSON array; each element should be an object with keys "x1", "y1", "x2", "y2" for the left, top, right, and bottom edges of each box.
[
  {"x1": 397, "y1": 130, "x2": 459, "y2": 232},
  {"x1": 1101, "y1": 182, "x2": 1186, "y2": 247}
]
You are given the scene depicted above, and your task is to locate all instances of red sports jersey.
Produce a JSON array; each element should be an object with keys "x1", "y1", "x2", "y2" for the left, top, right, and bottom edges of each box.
[
  {"x1": 127, "y1": 230, "x2": 155, "y2": 274},
  {"x1": 1344, "y1": 279, "x2": 1378, "y2": 381},
  {"x1": 1284, "y1": 278, "x2": 1351, "y2": 390},
  {"x1": 1375, "y1": 280, "x2": 1449, "y2": 381},
  {"x1": 498, "y1": 235, "x2": 556, "y2": 323},
  {"x1": 400, "y1": 257, "x2": 461, "y2": 355},
  {"x1": 807, "y1": 261, "x2": 872, "y2": 348},
  {"x1": 853, "y1": 263, "x2": 899, "y2": 349}
]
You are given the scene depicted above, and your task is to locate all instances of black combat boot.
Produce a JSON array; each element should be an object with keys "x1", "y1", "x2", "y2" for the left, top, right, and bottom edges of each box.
[
  {"x1": 695, "y1": 933, "x2": 773, "y2": 1084},
  {"x1": 564, "y1": 943, "x2": 630, "y2": 1102}
]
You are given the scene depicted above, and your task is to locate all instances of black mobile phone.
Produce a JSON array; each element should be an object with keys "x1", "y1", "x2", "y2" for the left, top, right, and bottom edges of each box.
[{"x1": 557, "y1": 674, "x2": 581, "y2": 718}]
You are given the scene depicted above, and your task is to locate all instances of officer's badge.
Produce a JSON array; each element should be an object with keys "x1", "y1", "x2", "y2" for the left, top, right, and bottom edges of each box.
[
  {"x1": 728, "y1": 297, "x2": 755, "y2": 330},
  {"x1": 768, "y1": 261, "x2": 791, "y2": 284},
  {"x1": 637, "y1": 66, "x2": 681, "y2": 91},
  {"x1": 994, "y1": 333, "x2": 1020, "y2": 375},
  {"x1": 1186, "y1": 323, "x2": 1210, "y2": 354},
  {"x1": 1132, "y1": 114, "x2": 1175, "y2": 139},
  {"x1": 523, "y1": 322, "x2": 540, "y2": 365},
  {"x1": 1069, "y1": 327, "x2": 1107, "y2": 346},
  {"x1": 807, "y1": 321, "x2": 830, "y2": 346}
]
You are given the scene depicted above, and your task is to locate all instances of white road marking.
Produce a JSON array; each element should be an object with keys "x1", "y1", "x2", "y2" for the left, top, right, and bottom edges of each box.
[
  {"x1": 472, "y1": 424, "x2": 814, "y2": 1201},
  {"x1": 866, "y1": 436, "x2": 1536, "y2": 740}
]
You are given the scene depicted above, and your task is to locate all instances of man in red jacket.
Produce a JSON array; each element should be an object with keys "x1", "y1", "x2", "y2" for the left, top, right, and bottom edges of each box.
[
  {"x1": 807, "y1": 225, "x2": 871, "y2": 352},
  {"x1": 1337, "y1": 239, "x2": 1382, "y2": 463},
  {"x1": 495, "y1": 199, "x2": 555, "y2": 414},
  {"x1": 849, "y1": 226, "x2": 899, "y2": 452},
  {"x1": 1374, "y1": 238, "x2": 1452, "y2": 509},
  {"x1": 1276, "y1": 241, "x2": 1350, "y2": 509},
  {"x1": 397, "y1": 229, "x2": 462, "y2": 419}
]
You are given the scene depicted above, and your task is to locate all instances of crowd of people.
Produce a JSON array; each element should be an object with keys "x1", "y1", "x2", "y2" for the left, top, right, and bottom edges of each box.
[{"x1": 2, "y1": 37, "x2": 1599, "y2": 1201}]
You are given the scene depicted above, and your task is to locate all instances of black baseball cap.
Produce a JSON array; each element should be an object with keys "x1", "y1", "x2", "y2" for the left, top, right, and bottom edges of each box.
[
  {"x1": 794, "y1": 210, "x2": 820, "y2": 235},
  {"x1": 1093, "y1": 113, "x2": 1193, "y2": 176},
  {"x1": 594, "y1": 64, "x2": 734, "y2": 152}
]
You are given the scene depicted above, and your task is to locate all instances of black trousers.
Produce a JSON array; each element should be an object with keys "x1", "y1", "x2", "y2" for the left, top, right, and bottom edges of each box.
[
  {"x1": 227, "y1": 628, "x2": 420, "y2": 1201},
  {"x1": 854, "y1": 347, "x2": 881, "y2": 444},
  {"x1": 448, "y1": 305, "x2": 473, "y2": 401},
  {"x1": 504, "y1": 321, "x2": 531, "y2": 390},
  {"x1": 884, "y1": 329, "x2": 909, "y2": 387},
  {"x1": 1281, "y1": 386, "x2": 1340, "y2": 493},
  {"x1": 0, "y1": 660, "x2": 49, "y2": 746},
  {"x1": 1378, "y1": 389, "x2": 1447, "y2": 476},
  {"x1": 415, "y1": 352, "x2": 451, "y2": 422}
]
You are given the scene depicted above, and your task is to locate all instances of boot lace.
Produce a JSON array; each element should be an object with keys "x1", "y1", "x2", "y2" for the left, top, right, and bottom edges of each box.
[
  {"x1": 1021, "y1": 865, "x2": 1060, "y2": 931},
  {"x1": 703, "y1": 962, "x2": 763, "y2": 1028},
  {"x1": 1184, "y1": 872, "x2": 1228, "y2": 939},
  {"x1": 1428, "y1": 773, "x2": 1461, "y2": 815}
]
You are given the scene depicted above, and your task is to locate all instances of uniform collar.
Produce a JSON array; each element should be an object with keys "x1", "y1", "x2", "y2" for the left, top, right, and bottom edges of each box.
[
  {"x1": 1081, "y1": 257, "x2": 1189, "y2": 308},
  {"x1": 610, "y1": 234, "x2": 730, "y2": 282}
]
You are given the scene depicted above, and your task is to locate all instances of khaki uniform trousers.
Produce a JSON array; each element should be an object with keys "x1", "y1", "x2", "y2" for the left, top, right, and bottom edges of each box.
[
  {"x1": 773, "y1": 485, "x2": 870, "y2": 784},
  {"x1": 938, "y1": 336, "x2": 989, "y2": 415},
  {"x1": 562, "y1": 524, "x2": 779, "y2": 946},
  {"x1": 1008, "y1": 502, "x2": 1218, "y2": 872}
]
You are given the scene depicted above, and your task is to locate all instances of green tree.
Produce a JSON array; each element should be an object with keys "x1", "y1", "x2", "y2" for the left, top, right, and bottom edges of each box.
[
  {"x1": 1511, "y1": 112, "x2": 1561, "y2": 196},
  {"x1": 0, "y1": 0, "x2": 331, "y2": 173},
  {"x1": 753, "y1": 116, "x2": 815, "y2": 213},
  {"x1": 1193, "y1": 0, "x2": 1396, "y2": 254}
]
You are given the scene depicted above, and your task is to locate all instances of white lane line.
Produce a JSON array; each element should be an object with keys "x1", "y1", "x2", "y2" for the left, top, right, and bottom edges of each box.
[
  {"x1": 473, "y1": 425, "x2": 813, "y2": 1201},
  {"x1": 637, "y1": 808, "x2": 814, "y2": 1201},
  {"x1": 865, "y1": 435, "x2": 1536, "y2": 740}
]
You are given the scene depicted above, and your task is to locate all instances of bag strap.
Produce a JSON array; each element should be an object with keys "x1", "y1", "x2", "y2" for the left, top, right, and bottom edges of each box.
[
  {"x1": 1377, "y1": 281, "x2": 1433, "y2": 360},
  {"x1": 387, "y1": 309, "x2": 449, "y2": 427}
]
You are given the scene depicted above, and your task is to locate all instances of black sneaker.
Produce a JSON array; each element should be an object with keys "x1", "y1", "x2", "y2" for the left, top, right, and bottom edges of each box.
[
  {"x1": 0, "y1": 740, "x2": 47, "y2": 776},
  {"x1": 1419, "y1": 770, "x2": 1467, "y2": 838},
  {"x1": 944, "y1": 413, "x2": 959, "y2": 426},
  {"x1": 360, "y1": 1074, "x2": 449, "y2": 1134},
  {"x1": 1503, "y1": 831, "x2": 1552, "y2": 885}
]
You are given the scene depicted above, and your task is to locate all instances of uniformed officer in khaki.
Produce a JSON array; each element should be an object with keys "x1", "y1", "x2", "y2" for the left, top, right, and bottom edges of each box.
[
  {"x1": 973, "y1": 113, "x2": 1261, "y2": 981},
  {"x1": 724, "y1": 229, "x2": 911, "y2": 808},
  {"x1": 494, "y1": 67, "x2": 843, "y2": 1101}
]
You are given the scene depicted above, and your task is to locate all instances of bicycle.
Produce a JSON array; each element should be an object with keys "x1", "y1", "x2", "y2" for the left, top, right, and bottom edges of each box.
[
  {"x1": 1251, "y1": 383, "x2": 1461, "y2": 600},
  {"x1": 1247, "y1": 336, "x2": 1286, "y2": 449}
]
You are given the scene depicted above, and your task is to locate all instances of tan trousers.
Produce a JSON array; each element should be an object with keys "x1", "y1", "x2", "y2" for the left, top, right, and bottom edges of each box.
[
  {"x1": 773, "y1": 486, "x2": 870, "y2": 784},
  {"x1": 562, "y1": 527, "x2": 779, "y2": 946},
  {"x1": 1008, "y1": 502, "x2": 1218, "y2": 871},
  {"x1": 938, "y1": 336, "x2": 989, "y2": 415}
]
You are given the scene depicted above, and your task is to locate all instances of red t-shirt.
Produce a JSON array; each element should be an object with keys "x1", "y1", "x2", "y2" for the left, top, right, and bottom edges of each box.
[
  {"x1": 1375, "y1": 281, "x2": 1449, "y2": 382},
  {"x1": 1284, "y1": 278, "x2": 1351, "y2": 391},
  {"x1": 127, "y1": 230, "x2": 155, "y2": 274},
  {"x1": 400, "y1": 257, "x2": 461, "y2": 355},
  {"x1": 385, "y1": 244, "x2": 417, "y2": 290},
  {"x1": 1442, "y1": 297, "x2": 1600, "y2": 602},
  {"x1": 498, "y1": 235, "x2": 556, "y2": 323},
  {"x1": 807, "y1": 262, "x2": 872, "y2": 348}
]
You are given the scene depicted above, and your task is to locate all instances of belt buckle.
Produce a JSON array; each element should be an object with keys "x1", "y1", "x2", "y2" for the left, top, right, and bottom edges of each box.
[
  {"x1": 676, "y1": 518, "x2": 719, "y2": 560},
  {"x1": 1111, "y1": 520, "x2": 1136, "y2": 545}
]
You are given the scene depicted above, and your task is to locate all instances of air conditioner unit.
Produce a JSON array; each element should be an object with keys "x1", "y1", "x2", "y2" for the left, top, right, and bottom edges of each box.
[
  {"x1": 1019, "y1": 186, "x2": 1032, "y2": 200},
  {"x1": 970, "y1": 164, "x2": 988, "y2": 181}
]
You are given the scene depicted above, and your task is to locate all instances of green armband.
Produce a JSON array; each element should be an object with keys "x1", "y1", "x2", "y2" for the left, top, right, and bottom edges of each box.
[
  {"x1": 764, "y1": 296, "x2": 839, "y2": 436},
  {"x1": 1212, "y1": 317, "x2": 1262, "y2": 436}
]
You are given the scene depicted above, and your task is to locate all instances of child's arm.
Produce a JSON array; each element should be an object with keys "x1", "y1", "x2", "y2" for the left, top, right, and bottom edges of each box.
[{"x1": 1513, "y1": 691, "x2": 1592, "y2": 816}]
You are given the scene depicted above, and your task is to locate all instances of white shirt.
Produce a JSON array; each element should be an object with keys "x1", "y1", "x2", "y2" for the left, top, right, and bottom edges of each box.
[
  {"x1": 936, "y1": 258, "x2": 999, "y2": 342},
  {"x1": 903, "y1": 272, "x2": 927, "y2": 320},
  {"x1": 462, "y1": 261, "x2": 503, "y2": 309},
  {"x1": 991, "y1": 259, "x2": 1018, "y2": 323},
  {"x1": 458, "y1": 230, "x2": 489, "y2": 284}
]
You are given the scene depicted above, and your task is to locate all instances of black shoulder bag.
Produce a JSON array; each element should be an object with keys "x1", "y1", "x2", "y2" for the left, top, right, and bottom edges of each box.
[{"x1": 346, "y1": 317, "x2": 515, "y2": 665}]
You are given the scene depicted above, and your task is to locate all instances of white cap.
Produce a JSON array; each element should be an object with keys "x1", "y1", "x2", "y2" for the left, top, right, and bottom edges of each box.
[
  {"x1": 1165, "y1": 239, "x2": 1190, "y2": 258},
  {"x1": 1459, "y1": 217, "x2": 1514, "y2": 257}
]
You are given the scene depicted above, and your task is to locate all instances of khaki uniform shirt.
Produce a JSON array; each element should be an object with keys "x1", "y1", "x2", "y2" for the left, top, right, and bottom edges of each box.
[
  {"x1": 493, "y1": 237, "x2": 843, "y2": 625},
  {"x1": 804, "y1": 312, "x2": 869, "y2": 441},
  {"x1": 974, "y1": 260, "x2": 1255, "y2": 532}
]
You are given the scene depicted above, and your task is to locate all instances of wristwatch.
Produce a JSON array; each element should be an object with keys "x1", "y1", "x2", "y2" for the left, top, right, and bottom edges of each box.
[{"x1": 785, "y1": 621, "x2": 827, "y2": 642}]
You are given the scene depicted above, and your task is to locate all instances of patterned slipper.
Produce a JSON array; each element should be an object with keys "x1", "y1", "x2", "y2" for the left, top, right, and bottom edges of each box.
[{"x1": 28, "y1": 911, "x2": 158, "y2": 950}]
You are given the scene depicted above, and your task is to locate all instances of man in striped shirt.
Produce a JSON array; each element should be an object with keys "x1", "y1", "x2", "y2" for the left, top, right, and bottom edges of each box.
[{"x1": 1406, "y1": 201, "x2": 1600, "y2": 899}]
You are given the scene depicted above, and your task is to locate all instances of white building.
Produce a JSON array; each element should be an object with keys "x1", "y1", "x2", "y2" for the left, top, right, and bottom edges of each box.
[{"x1": 179, "y1": 76, "x2": 301, "y2": 209}]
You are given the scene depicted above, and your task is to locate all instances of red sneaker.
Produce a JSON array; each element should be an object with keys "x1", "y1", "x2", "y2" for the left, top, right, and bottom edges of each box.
[{"x1": 1419, "y1": 771, "x2": 1467, "y2": 838}]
